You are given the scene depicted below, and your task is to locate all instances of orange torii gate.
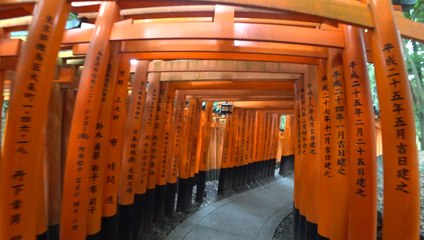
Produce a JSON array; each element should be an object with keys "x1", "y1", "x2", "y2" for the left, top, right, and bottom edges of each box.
[{"x1": 0, "y1": 0, "x2": 423, "y2": 240}]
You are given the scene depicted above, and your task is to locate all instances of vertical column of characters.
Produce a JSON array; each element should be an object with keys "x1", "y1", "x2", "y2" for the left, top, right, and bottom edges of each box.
[
  {"x1": 250, "y1": 110, "x2": 258, "y2": 182},
  {"x1": 328, "y1": 48, "x2": 349, "y2": 240},
  {"x1": 244, "y1": 110, "x2": 252, "y2": 182},
  {"x1": 0, "y1": 1, "x2": 69, "y2": 239},
  {"x1": 148, "y1": 82, "x2": 168, "y2": 192},
  {"x1": 317, "y1": 59, "x2": 332, "y2": 239},
  {"x1": 166, "y1": 91, "x2": 184, "y2": 185},
  {"x1": 248, "y1": 111, "x2": 257, "y2": 183},
  {"x1": 342, "y1": 25, "x2": 377, "y2": 240},
  {"x1": 135, "y1": 73, "x2": 160, "y2": 195},
  {"x1": 298, "y1": 76, "x2": 308, "y2": 231},
  {"x1": 239, "y1": 109, "x2": 248, "y2": 183},
  {"x1": 370, "y1": 0, "x2": 420, "y2": 238},
  {"x1": 162, "y1": 89, "x2": 176, "y2": 186},
  {"x1": 229, "y1": 107, "x2": 240, "y2": 186},
  {"x1": 101, "y1": 56, "x2": 130, "y2": 239},
  {"x1": 182, "y1": 98, "x2": 197, "y2": 181},
  {"x1": 304, "y1": 66, "x2": 320, "y2": 238}
]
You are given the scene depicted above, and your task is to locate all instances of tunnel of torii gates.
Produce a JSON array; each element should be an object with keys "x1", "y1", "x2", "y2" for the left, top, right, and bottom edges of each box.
[{"x1": 0, "y1": 0, "x2": 424, "y2": 240}]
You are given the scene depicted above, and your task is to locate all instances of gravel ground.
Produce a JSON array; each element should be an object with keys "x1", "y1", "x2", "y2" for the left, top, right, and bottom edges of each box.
[
  {"x1": 141, "y1": 173, "x2": 280, "y2": 240},
  {"x1": 273, "y1": 213, "x2": 294, "y2": 240}
]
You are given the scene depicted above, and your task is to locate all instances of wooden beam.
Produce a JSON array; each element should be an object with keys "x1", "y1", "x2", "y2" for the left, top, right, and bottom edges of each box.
[
  {"x1": 159, "y1": 71, "x2": 299, "y2": 81},
  {"x1": 70, "y1": 40, "x2": 327, "y2": 59},
  {"x1": 195, "y1": 96, "x2": 293, "y2": 101},
  {"x1": 121, "y1": 40, "x2": 328, "y2": 58},
  {"x1": 183, "y1": 89, "x2": 294, "y2": 97},
  {"x1": 185, "y1": 0, "x2": 374, "y2": 27},
  {"x1": 111, "y1": 21, "x2": 344, "y2": 48},
  {"x1": 62, "y1": 19, "x2": 344, "y2": 48},
  {"x1": 124, "y1": 52, "x2": 319, "y2": 64},
  {"x1": 148, "y1": 60, "x2": 307, "y2": 73},
  {"x1": 232, "y1": 100, "x2": 293, "y2": 107},
  {"x1": 169, "y1": 80, "x2": 294, "y2": 90},
  {"x1": 0, "y1": 39, "x2": 21, "y2": 57}
]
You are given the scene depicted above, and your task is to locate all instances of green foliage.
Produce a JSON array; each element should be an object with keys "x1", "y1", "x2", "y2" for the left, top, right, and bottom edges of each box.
[
  {"x1": 280, "y1": 115, "x2": 286, "y2": 131},
  {"x1": 403, "y1": 1, "x2": 424, "y2": 150}
]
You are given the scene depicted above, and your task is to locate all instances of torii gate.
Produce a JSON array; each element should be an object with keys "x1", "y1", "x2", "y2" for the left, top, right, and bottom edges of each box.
[{"x1": 0, "y1": 1, "x2": 423, "y2": 240}]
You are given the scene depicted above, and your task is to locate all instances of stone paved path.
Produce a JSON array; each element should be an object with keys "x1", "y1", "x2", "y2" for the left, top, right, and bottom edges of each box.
[{"x1": 166, "y1": 177, "x2": 294, "y2": 240}]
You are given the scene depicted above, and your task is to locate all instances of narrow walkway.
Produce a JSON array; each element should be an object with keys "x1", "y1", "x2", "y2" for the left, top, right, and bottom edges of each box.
[{"x1": 167, "y1": 177, "x2": 294, "y2": 240}]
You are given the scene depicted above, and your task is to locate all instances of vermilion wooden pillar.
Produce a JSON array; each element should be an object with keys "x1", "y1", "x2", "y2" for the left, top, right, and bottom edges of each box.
[
  {"x1": 152, "y1": 82, "x2": 175, "y2": 223},
  {"x1": 165, "y1": 91, "x2": 185, "y2": 217},
  {"x1": 328, "y1": 48, "x2": 349, "y2": 240},
  {"x1": 218, "y1": 112, "x2": 233, "y2": 195},
  {"x1": 102, "y1": 56, "x2": 130, "y2": 240},
  {"x1": 304, "y1": 66, "x2": 320, "y2": 239},
  {"x1": 196, "y1": 101, "x2": 213, "y2": 202},
  {"x1": 86, "y1": 43, "x2": 120, "y2": 240},
  {"x1": 370, "y1": 0, "x2": 420, "y2": 238},
  {"x1": 117, "y1": 61, "x2": 149, "y2": 240},
  {"x1": 60, "y1": 2, "x2": 118, "y2": 239},
  {"x1": 317, "y1": 59, "x2": 332, "y2": 240},
  {"x1": 342, "y1": 25, "x2": 377, "y2": 240},
  {"x1": 293, "y1": 78, "x2": 303, "y2": 240},
  {"x1": 177, "y1": 97, "x2": 197, "y2": 212},
  {"x1": 137, "y1": 72, "x2": 160, "y2": 233},
  {"x1": 0, "y1": 0, "x2": 68, "y2": 239},
  {"x1": 297, "y1": 76, "x2": 308, "y2": 240}
]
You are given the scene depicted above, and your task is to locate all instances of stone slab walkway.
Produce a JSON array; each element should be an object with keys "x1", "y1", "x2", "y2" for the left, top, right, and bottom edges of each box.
[{"x1": 166, "y1": 176, "x2": 294, "y2": 240}]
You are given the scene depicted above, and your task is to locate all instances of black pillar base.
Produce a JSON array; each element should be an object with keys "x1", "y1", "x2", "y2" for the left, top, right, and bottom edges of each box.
[
  {"x1": 281, "y1": 155, "x2": 295, "y2": 176},
  {"x1": 133, "y1": 194, "x2": 146, "y2": 240},
  {"x1": 241, "y1": 165, "x2": 248, "y2": 186},
  {"x1": 232, "y1": 166, "x2": 240, "y2": 189},
  {"x1": 164, "y1": 183, "x2": 177, "y2": 218},
  {"x1": 142, "y1": 189, "x2": 156, "y2": 232},
  {"x1": 293, "y1": 206, "x2": 300, "y2": 240},
  {"x1": 217, "y1": 168, "x2": 227, "y2": 195},
  {"x1": 271, "y1": 158, "x2": 277, "y2": 176},
  {"x1": 225, "y1": 167, "x2": 234, "y2": 191},
  {"x1": 36, "y1": 232, "x2": 48, "y2": 240},
  {"x1": 279, "y1": 156, "x2": 284, "y2": 175},
  {"x1": 318, "y1": 235, "x2": 330, "y2": 240},
  {"x1": 176, "y1": 178, "x2": 189, "y2": 212},
  {"x1": 186, "y1": 177, "x2": 194, "y2": 208},
  {"x1": 101, "y1": 214, "x2": 118, "y2": 240},
  {"x1": 195, "y1": 171, "x2": 207, "y2": 203},
  {"x1": 154, "y1": 185, "x2": 167, "y2": 223},
  {"x1": 305, "y1": 220, "x2": 318, "y2": 240},
  {"x1": 47, "y1": 224, "x2": 59, "y2": 240},
  {"x1": 299, "y1": 214, "x2": 307, "y2": 240},
  {"x1": 259, "y1": 161, "x2": 266, "y2": 180},
  {"x1": 86, "y1": 232, "x2": 101, "y2": 240},
  {"x1": 117, "y1": 203, "x2": 134, "y2": 240}
]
